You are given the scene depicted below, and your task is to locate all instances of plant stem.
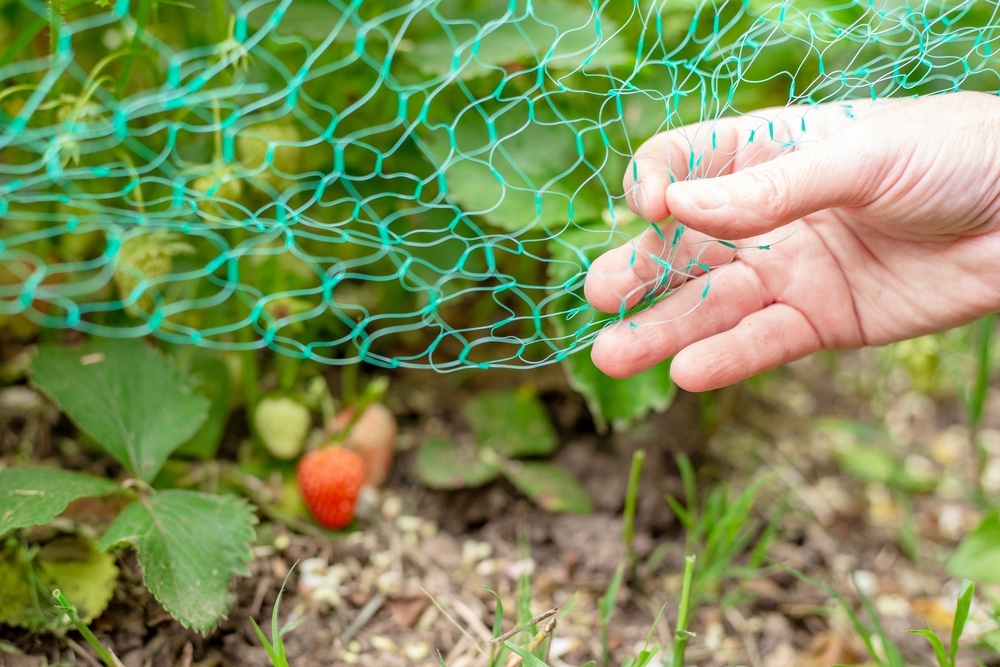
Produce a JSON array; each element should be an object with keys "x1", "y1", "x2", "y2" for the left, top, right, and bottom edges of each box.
[
  {"x1": 672, "y1": 555, "x2": 696, "y2": 667},
  {"x1": 49, "y1": 0, "x2": 64, "y2": 58},
  {"x1": 970, "y1": 314, "x2": 995, "y2": 503},
  {"x1": 210, "y1": 0, "x2": 228, "y2": 44},
  {"x1": 341, "y1": 362, "x2": 358, "y2": 405},
  {"x1": 622, "y1": 449, "x2": 645, "y2": 571},
  {"x1": 52, "y1": 590, "x2": 123, "y2": 667},
  {"x1": 116, "y1": 0, "x2": 150, "y2": 93}
]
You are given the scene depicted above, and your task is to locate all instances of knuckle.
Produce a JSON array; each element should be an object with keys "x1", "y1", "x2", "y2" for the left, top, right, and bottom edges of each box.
[{"x1": 743, "y1": 163, "x2": 792, "y2": 216}]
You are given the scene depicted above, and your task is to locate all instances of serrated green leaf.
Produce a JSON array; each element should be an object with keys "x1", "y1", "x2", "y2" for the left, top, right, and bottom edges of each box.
[
  {"x1": 175, "y1": 354, "x2": 231, "y2": 459},
  {"x1": 97, "y1": 490, "x2": 257, "y2": 632},
  {"x1": 31, "y1": 340, "x2": 210, "y2": 482},
  {"x1": 464, "y1": 389, "x2": 557, "y2": 458},
  {"x1": 948, "y1": 506, "x2": 1000, "y2": 584},
  {"x1": 563, "y1": 351, "x2": 676, "y2": 433},
  {"x1": 415, "y1": 438, "x2": 500, "y2": 490},
  {"x1": 0, "y1": 468, "x2": 120, "y2": 537},
  {"x1": 503, "y1": 461, "x2": 592, "y2": 514}
]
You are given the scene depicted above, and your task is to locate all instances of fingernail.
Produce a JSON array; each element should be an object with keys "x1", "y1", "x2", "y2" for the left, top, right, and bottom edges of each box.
[
  {"x1": 673, "y1": 180, "x2": 728, "y2": 211},
  {"x1": 637, "y1": 186, "x2": 650, "y2": 219}
]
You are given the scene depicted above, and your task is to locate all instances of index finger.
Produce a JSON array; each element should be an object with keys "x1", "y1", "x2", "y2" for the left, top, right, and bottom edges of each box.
[{"x1": 623, "y1": 102, "x2": 862, "y2": 222}]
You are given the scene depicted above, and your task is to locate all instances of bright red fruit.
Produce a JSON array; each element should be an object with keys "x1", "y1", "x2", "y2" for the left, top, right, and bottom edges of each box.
[{"x1": 296, "y1": 446, "x2": 367, "y2": 529}]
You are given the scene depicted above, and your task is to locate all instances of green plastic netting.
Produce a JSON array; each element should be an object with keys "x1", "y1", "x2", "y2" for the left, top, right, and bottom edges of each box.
[{"x1": 1, "y1": 0, "x2": 998, "y2": 369}]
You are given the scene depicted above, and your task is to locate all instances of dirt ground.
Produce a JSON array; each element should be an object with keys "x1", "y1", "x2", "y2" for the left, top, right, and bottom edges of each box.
[{"x1": 2, "y1": 347, "x2": 999, "y2": 667}]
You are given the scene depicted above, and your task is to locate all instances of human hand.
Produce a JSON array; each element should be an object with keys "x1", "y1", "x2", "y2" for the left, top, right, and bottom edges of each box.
[{"x1": 585, "y1": 92, "x2": 1000, "y2": 392}]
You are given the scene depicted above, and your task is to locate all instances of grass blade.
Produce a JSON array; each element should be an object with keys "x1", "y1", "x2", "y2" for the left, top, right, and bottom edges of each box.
[
  {"x1": 672, "y1": 555, "x2": 696, "y2": 667},
  {"x1": 952, "y1": 579, "x2": 976, "y2": 664},
  {"x1": 908, "y1": 629, "x2": 949, "y2": 667},
  {"x1": 600, "y1": 563, "x2": 625, "y2": 667},
  {"x1": 622, "y1": 449, "x2": 645, "y2": 567},
  {"x1": 52, "y1": 590, "x2": 123, "y2": 667}
]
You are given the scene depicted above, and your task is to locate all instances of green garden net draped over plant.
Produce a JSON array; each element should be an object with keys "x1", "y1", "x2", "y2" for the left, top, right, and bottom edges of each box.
[{"x1": 1, "y1": 0, "x2": 998, "y2": 370}]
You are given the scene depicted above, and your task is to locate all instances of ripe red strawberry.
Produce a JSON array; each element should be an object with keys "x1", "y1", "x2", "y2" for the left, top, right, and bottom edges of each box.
[{"x1": 296, "y1": 446, "x2": 367, "y2": 529}]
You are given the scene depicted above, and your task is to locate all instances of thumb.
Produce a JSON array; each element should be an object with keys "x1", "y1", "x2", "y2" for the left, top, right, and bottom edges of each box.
[{"x1": 662, "y1": 139, "x2": 879, "y2": 239}]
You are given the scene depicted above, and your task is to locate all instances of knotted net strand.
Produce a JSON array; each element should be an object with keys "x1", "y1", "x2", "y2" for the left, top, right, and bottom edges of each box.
[{"x1": 1, "y1": 0, "x2": 998, "y2": 369}]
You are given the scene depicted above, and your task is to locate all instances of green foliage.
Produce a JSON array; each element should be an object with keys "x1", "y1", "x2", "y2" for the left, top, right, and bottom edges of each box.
[
  {"x1": 788, "y1": 567, "x2": 907, "y2": 667},
  {"x1": 598, "y1": 563, "x2": 624, "y2": 667},
  {"x1": 833, "y1": 439, "x2": 939, "y2": 493},
  {"x1": 97, "y1": 490, "x2": 257, "y2": 633},
  {"x1": 175, "y1": 353, "x2": 232, "y2": 459},
  {"x1": 415, "y1": 389, "x2": 591, "y2": 513},
  {"x1": 948, "y1": 505, "x2": 1000, "y2": 584},
  {"x1": 3, "y1": 340, "x2": 258, "y2": 632},
  {"x1": 30, "y1": 340, "x2": 210, "y2": 482},
  {"x1": 666, "y1": 455, "x2": 780, "y2": 606},
  {"x1": 0, "y1": 468, "x2": 119, "y2": 537}
]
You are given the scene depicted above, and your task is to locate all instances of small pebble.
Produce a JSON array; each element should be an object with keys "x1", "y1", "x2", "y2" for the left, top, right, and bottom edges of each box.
[
  {"x1": 396, "y1": 515, "x2": 422, "y2": 533},
  {"x1": 370, "y1": 635, "x2": 397, "y2": 653},
  {"x1": 462, "y1": 539, "x2": 492, "y2": 563},
  {"x1": 852, "y1": 570, "x2": 879, "y2": 597},
  {"x1": 348, "y1": 641, "x2": 361, "y2": 654},
  {"x1": 341, "y1": 652, "x2": 359, "y2": 664},
  {"x1": 403, "y1": 642, "x2": 430, "y2": 661},
  {"x1": 382, "y1": 495, "x2": 403, "y2": 520}
]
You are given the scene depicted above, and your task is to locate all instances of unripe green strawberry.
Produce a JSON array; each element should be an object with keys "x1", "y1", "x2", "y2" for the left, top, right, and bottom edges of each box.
[
  {"x1": 112, "y1": 231, "x2": 193, "y2": 316},
  {"x1": 237, "y1": 123, "x2": 301, "y2": 189},
  {"x1": 297, "y1": 446, "x2": 367, "y2": 529},
  {"x1": 254, "y1": 394, "x2": 312, "y2": 460}
]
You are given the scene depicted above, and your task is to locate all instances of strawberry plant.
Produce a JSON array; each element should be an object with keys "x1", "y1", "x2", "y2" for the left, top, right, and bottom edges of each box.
[
  {"x1": 415, "y1": 388, "x2": 592, "y2": 513},
  {"x1": 0, "y1": 339, "x2": 257, "y2": 632}
]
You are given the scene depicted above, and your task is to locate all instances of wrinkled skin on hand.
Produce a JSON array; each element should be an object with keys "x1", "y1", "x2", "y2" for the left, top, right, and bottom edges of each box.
[{"x1": 585, "y1": 92, "x2": 1000, "y2": 392}]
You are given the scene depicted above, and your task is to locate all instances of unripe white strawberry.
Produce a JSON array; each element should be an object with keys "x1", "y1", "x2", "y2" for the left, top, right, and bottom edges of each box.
[
  {"x1": 191, "y1": 174, "x2": 244, "y2": 216},
  {"x1": 237, "y1": 123, "x2": 301, "y2": 189},
  {"x1": 254, "y1": 394, "x2": 312, "y2": 460},
  {"x1": 112, "y1": 231, "x2": 193, "y2": 316},
  {"x1": 327, "y1": 402, "x2": 397, "y2": 487}
]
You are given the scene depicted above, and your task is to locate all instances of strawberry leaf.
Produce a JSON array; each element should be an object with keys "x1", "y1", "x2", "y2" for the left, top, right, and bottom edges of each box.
[
  {"x1": 31, "y1": 340, "x2": 209, "y2": 482},
  {"x1": 947, "y1": 505, "x2": 1000, "y2": 584},
  {"x1": 415, "y1": 437, "x2": 500, "y2": 489},
  {"x1": 463, "y1": 389, "x2": 557, "y2": 458},
  {"x1": 0, "y1": 468, "x2": 119, "y2": 537},
  {"x1": 97, "y1": 490, "x2": 256, "y2": 632},
  {"x1": 503, "y1": 461, "x2": 592, "y2": 514}
]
